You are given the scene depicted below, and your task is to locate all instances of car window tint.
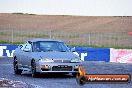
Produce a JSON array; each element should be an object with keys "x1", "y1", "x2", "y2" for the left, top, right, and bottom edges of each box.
[{"x1": 32, "y1": 41, "x2": 69, "y2": 52}]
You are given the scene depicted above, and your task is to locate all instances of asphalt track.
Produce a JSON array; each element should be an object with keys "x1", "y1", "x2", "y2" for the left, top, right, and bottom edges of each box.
[{"x1": 0, "y1": 57, "x2": 132, "y2": 88}]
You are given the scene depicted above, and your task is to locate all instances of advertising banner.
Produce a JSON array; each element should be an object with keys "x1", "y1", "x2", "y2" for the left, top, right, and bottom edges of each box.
[
  {"x1": 0, "y1": 45, "x2": 110, "y2": 62},
  {"x1": 0, "y1": 44, "x2": 18, "y2": 57},
  {"x1": 110, "y1": 48, "x2": 132, "y2": 63},
  {"x1": 75, "y1": 47, "x2": 110, "y2": 62}
]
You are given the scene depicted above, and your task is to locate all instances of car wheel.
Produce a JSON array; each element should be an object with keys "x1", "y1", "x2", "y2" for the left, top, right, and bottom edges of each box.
[
  {"x1": 76, "y1": 76, "x2": 86, "y2": 85},
  {"x1": 31, "y1": 60, "x2": 39, "y2": 78},
  {"x1": 13, "y1": 58, "x2": 22, "y2": 75}
]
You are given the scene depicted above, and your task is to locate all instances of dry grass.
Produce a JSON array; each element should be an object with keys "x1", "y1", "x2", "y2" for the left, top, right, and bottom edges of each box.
[
  {"x1": 0, "y1": 13, "x2": 132, "y2": 33},
  {"x1": 0, "y1": 13, "x2": 132, "y2": 48}
]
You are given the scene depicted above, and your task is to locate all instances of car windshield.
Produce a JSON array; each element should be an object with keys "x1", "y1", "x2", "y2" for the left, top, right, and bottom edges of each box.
[{"x1": 33, "y1": 41, "x2": 69, "y2": 52}]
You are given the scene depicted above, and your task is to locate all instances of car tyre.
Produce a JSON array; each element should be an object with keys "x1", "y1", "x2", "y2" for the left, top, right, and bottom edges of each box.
[
  {"x1": 31, "y1": 60, "x2": 39, "y2": 78},
  {"x1": 76, "y1": 76, "x2": 86, "y2": 85},
  {"x1": 13, "y1": 57, "x2": 22, "y2": 75}
]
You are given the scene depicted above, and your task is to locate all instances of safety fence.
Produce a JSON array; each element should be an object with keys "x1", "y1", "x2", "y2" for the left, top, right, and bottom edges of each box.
[
  {"x1": 0, "y1": 44, "x2": 132, "y2": 63},
  {"x1": 0, "y1": 29, "x2": 132, "y2": 48}
]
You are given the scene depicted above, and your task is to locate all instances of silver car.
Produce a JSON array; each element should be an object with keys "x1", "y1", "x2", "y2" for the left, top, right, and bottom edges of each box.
[{"x1": 13, "y1": 39, "x2": 82, "y2": 77}]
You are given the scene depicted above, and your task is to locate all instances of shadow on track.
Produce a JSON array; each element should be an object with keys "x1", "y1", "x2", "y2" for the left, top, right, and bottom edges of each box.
[{"x1": 16, "y1": 73, "x2": 75, "y2": 79}]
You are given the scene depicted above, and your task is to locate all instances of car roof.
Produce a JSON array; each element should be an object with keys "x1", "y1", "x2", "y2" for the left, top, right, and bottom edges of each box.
[{"x1": 26, "y1": 38, "x2": 63, "y2": 42}]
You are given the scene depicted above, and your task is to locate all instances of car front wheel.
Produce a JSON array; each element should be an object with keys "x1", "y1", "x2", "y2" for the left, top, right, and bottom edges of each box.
[
  {"x1": 31, "y1": 60, "x2": 39, "y2": 78},
  {"x1": 13, "y1": 58, "x2": 22, "y2": 75}
]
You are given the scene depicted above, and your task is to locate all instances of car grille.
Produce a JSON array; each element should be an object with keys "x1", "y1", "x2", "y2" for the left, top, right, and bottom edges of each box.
[
  {"x1": 52, "y1": 66, "x2": 72, "y2": 71},
  {"x1": 53, "y1": 60, "x2": 71, "y2": 63}
]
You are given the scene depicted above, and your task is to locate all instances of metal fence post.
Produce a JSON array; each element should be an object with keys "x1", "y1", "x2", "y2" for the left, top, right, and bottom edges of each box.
[
  {"x1": 88, "y1": 33, "x2": 91, "y2": 45},
  {"x1": 12, "y1": 28, "x2": 14, "y2": 44},
  {"x1": 50, "y1": 30, "x2": 52, "y2": 39}
]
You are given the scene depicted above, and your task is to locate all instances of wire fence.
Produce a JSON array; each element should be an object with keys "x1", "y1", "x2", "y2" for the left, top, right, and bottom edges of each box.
[{"x1": 0, "y1": 29, "x2": 132, "y2": 48}]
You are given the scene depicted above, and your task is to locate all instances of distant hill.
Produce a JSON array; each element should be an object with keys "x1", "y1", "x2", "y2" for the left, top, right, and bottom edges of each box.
[{"x1": 0, "y1": 13, "x2": 132, "y2": 33}]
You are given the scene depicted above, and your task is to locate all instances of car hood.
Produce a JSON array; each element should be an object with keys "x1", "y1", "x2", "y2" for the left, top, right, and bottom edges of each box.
[{"x1": 32, "y1": 52, "x2": 79, "y2": 60}]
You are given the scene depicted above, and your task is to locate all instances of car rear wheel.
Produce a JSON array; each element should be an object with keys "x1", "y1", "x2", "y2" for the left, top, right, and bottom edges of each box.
[
  {"x1": 13, "y1": 58, "x2": 22, "y2": 75},
  {"x1": 31, "y1": 60, "x2": 39, "y2": 78}
]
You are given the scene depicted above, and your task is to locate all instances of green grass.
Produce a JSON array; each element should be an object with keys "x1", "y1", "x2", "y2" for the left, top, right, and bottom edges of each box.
[
  {"x1": 0, "y1": 32, "x2": 10, "y2": 35},
  {"x1": 27, "y1": 34, "x2": 49, "y2": 38},
  {"x1": 68, "y1": 44, "x2": 132, "y2": 49},
  {"x1": 0, "y1": 41, "x2": 22, "y2": 44},
  {"x1": 0, "y1": 41, "x2": 12, "y2": 44},
  {"x1": 0, "y1": 40, "x2": 131, "y2": 49}
]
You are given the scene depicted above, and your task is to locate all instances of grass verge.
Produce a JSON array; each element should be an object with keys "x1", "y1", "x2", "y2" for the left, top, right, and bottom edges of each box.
[{"x1": 0, "y1": 41, "x2": 131, "y2": 49}]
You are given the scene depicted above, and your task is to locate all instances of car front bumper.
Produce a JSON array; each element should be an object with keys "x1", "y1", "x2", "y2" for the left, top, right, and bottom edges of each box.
[{"x1": 35, "y1": 62, "x2": 82, "y2": 73}]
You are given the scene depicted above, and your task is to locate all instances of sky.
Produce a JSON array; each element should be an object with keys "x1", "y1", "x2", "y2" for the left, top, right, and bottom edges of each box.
[{"x1": 0, "y1": 0, "x2": 132, "y2": 16}]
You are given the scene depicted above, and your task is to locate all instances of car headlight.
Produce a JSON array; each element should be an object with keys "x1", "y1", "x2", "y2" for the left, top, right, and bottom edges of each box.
[
  {"x1": 71, "y1": 58, "x2": 82, "y2": 63},
  {"x1": 39, "y1": 58, "x2": 54, "y2": 62}
]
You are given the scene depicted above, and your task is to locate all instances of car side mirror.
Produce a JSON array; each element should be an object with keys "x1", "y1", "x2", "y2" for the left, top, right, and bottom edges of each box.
[
  {"x1": 18, "y1": 44, "x2": 23, "y2": 48},
  {"x1": 70, "y1": 47, "x2": 75, "y2": 52},
  {"x1": 23, "y1": 48, "x2": 31, "y2": 52}
]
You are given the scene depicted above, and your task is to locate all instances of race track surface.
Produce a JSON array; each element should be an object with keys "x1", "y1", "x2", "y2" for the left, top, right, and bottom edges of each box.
[{"x1": 0, "y1": 57, "x2": 132, "y2": 88}]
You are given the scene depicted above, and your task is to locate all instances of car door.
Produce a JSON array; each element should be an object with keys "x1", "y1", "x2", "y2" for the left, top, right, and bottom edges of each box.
[
  {"x1": 22, "y1": 41, "x2": 32, "y2": 67},
  {"x1": 17, "y1": 43, "x2": 26, "y2": 66}
]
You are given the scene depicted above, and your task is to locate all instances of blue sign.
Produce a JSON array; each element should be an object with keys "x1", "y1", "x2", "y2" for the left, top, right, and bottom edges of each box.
[
  {"x1": 0, "y1": 44, "x2": 18, "y2": 57},
  {"x1": 74, "y1": 47, "x2": 110, "y2": 62},
  {"x1": 0, "y1": 45, "x2": 110, "y2": 62}
]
